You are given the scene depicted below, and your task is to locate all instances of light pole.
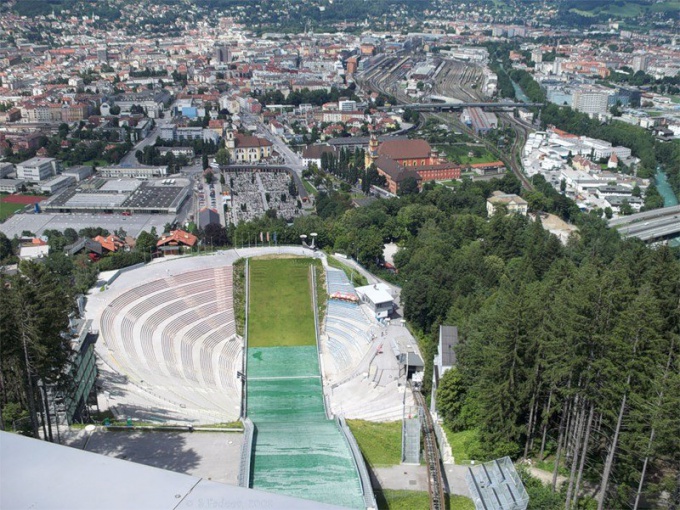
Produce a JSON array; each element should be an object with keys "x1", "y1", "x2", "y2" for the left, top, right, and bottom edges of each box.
[
  {"x1": 310, "y1": 232, "x2": 317, "y2": 250},
  {"x1": 300, "y1": 234, "x2": 307, "y2": 248}
]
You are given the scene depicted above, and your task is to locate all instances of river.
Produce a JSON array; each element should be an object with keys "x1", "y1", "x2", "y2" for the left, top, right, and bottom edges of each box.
[
  {"x1": 655, "y1": 166, "x2": 680, "y2": 247},
  {"x1": 655, "y1": 166, "x2": 679, "y2": 207},
  {"x1": 511, "y1": 80, "x2": 530, "y2": 103}
]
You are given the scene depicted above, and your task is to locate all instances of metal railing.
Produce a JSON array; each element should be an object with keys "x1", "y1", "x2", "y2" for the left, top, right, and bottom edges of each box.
[
  {"x1": 336, "y1": 415, "x2": 378, "y2": 510},
  {"x1": 238, "y1": 417, "x2": 254, "y2": 488}
]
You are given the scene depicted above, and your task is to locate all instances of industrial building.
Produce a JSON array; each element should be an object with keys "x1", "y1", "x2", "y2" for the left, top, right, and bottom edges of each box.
[
  {"x1": 462, "y1": 107, "x2": 498, "y2": 135},
  {"x1": 43, "y1": 178, "x2": 190, "y2": 215},
  {"x1": 98, "y1": 166, "x2": 170, "y2": 179},
  {"x1": 16, "y1": 157, "x2": 60, "y2": 182}
]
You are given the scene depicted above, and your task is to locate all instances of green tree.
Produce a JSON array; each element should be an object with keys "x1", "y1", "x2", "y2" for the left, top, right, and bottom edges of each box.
[
  {"x1": 0, "y1": 262, "x2": 74, "y2": 439},
  {"x1": 135, "y1": 230, "x2": 158, "y2": 254},
  {"x1": 398, "y1": 176, "x2": 420, "y2": 196},
  {"x1": 436, "y1": 367, "x2": 467, "y2": 430},
  {"x1": 214, "y1": 147, "x2": 230, "y2": 166}
]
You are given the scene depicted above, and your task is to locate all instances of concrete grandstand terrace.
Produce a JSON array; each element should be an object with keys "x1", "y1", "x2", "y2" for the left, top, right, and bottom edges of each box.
[
  {"x1": 94, "y1": 263, "x2": 240, "y2": 423},
  {"x1": 321, "y1": 268, "x2": 413, "y2": 422},
  {"x1": 86, "y1": 247, "x2": 318, "y2": 425}
]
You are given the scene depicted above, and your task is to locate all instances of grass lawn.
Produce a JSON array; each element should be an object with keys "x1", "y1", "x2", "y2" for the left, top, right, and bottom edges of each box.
[
  {"x1": 443, "y1": 427, "x2": 480, "y2": 464},
  {"x1": 0, "y1": 201, "x2": 26, "y2": 221},
  {"x1": 79, "y1": 159, "x2": 108, "y2": 168},
  {"x1": 248, "y1": 257, "x2": 316, "y2": 348},
  {"x1": 534, "y1": 457, "x2": 570, "y2": 477},
  {"x1": 327, "y1": 256, "x2": 368, "y2": 287},
  {"x1": 439, "y1": 180, "x2": 463, "y2": 188},
  {"x1": 376, "y1": 490, "x2": 475, "y2": 510},
  {"x1": 347, "y1": 419, "x2": 402, "y2": 467},
  {"x1": 435, "y1": 144, "x2": 498, "y2": 166},
  {"x1": 302, "y1": 179, "x2": 317, "y2": 195}
]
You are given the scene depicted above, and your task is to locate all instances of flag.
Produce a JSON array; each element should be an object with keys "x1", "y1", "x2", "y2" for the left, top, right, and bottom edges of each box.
[
  {"x1": 266, "y1": 232, "x2": 270, "y2": 242},
  {"x1": 259, "y1": 231, "x2": 263, "y2": 242}
]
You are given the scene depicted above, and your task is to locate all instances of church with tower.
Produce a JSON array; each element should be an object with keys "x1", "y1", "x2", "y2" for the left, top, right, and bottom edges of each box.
[{"x1": 224, "y1": 125, "x2": 273, "y2": 163}]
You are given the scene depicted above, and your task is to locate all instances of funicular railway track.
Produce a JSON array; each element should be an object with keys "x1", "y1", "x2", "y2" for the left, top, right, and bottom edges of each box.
[{"x1": 413, "y1": 389, "x2": 446, "y2": 510}]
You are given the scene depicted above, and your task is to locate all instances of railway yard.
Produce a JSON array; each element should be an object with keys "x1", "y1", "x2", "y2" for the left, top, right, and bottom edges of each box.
[{"x1": 356, "y1": 54, "x2": 534, "y2": 190}]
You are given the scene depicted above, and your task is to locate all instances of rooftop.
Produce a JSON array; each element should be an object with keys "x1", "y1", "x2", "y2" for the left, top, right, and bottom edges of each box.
[
  {"x1": 0, "y1": 431, "x2": 344, "y2": 510},
  {"x1": 378, "y1": 138, "x2": 431, "y2": 160}
]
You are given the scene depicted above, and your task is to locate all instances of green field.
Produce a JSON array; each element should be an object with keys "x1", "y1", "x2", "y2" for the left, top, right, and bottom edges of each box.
[
  {"x1": 435, "y1": 144, "x2": 498, "y2": 166},
  {"x1": 442, "y1": 427, "x2": 480, "y2": 464},
  {"x1": 248, "y1": 257, "x2": 316, "y2": 347},
  {"x1": 302, "y1": 179, "x2": 318, "y2": 195},
  {"x1": 376, "y1": 490, "x2": 475, "y2": 510},
  {"x1": 347, "y1": 419, "x2": 402, "y2": 467},
  {"x1": 0, "y1": 201, "x2": 26, "y2": 221}
]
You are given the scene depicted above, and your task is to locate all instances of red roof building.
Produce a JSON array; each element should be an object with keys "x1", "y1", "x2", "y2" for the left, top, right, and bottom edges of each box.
[{"x1": 156, "y1": 229, "x2": 198, "y2": 255}]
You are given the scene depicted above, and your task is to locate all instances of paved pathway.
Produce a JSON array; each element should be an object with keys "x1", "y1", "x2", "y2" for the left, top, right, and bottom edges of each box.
[{"x1": 372, "y1": 464, "x2": 471, "y2": 497}]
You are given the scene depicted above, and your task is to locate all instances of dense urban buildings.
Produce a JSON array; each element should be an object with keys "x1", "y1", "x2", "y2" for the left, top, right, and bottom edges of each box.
[{"x1": 1, "y1": 1, "x2": 679, "y2": 510}]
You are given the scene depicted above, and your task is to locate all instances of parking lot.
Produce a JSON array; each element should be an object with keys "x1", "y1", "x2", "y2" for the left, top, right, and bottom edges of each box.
[{"x1": 0, "y1": 211, "x2": 175, "y2": 238}]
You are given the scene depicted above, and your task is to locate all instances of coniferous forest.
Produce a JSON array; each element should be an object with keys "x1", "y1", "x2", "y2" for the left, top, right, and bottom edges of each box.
[{"x1": 227, "y1": 175, "x2": 679, "y2": 508}]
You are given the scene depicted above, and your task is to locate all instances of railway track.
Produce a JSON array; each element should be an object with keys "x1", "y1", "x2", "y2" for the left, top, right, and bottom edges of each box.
[
  {"x1": 413, "y1": 389, "x2": 446, "y2": 510},
  {"x1": 357, "y1": 58, "x2": 534, "y2": 191}
]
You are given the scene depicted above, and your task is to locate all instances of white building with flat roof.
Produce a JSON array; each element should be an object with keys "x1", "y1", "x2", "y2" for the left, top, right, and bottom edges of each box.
[
  {"x1": 99, "y1": 166, "x2": 169, "y2": 178},
  {"x1": 0, "y1": 179, "x2": 24, "y2": 193},
  {"x1": 16, "y1": 157, "x2": 60, "y2": 182},
  {"x1": 355, "y1": 283, "x2": 394, "y2": 319},
  {"x1": 572, "y1": 89, "x2": 610, "y2": 116},
  {"x1": 40, "y1": 174, "x2": 76, "y2": 194}
]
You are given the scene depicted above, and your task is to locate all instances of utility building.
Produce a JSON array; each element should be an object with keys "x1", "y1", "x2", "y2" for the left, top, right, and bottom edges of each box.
[{"x1": 355, "y1": 283, "x2": 394, "y2": 319}]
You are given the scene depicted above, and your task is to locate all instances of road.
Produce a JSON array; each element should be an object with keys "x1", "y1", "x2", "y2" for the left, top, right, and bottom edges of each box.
[
  {"x1": 119, "y1": 116, "x2": 172, "y2": 167},
  {"x1": 241, "y1": 114, "x2": 304, "y2": 174}
]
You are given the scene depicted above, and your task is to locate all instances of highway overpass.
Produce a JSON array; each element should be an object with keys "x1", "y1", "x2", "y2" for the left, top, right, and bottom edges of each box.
[{"x1": 609, "y1": 205, "x2": 680, "y2": 243}]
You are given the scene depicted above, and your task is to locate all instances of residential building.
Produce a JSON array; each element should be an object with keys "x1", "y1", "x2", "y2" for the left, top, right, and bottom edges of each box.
[
  {"x1": 214, "y1": 44, "x2": 231, "y2": 64},
  {"x1": 632, "y1": 54, "x2": 649, "y2": 73},
  {"x1": 157, "y1": 229, "x2": 198, "y2": 255},
  {"x1": 338, "y1": 99, "x2": 357, "y2": 111},
  {"x1": 572, "y1": 89, "x2": 610, "y2": 116},
  {"x1": 157, "y1": 146, "x2": 196, "y2": 158},
  {"x1": 19, "y1": 238, "x2": 50, "y2": 260},
  {"x1": 16, "y1": 157, "x2": 60, "y2": 182},
  {"x1": 94, "y1": 235, "x2": 126, "y2": 253},
  {"x1": 486, "y1": 191, "x2": 529, "y2": 216}
]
